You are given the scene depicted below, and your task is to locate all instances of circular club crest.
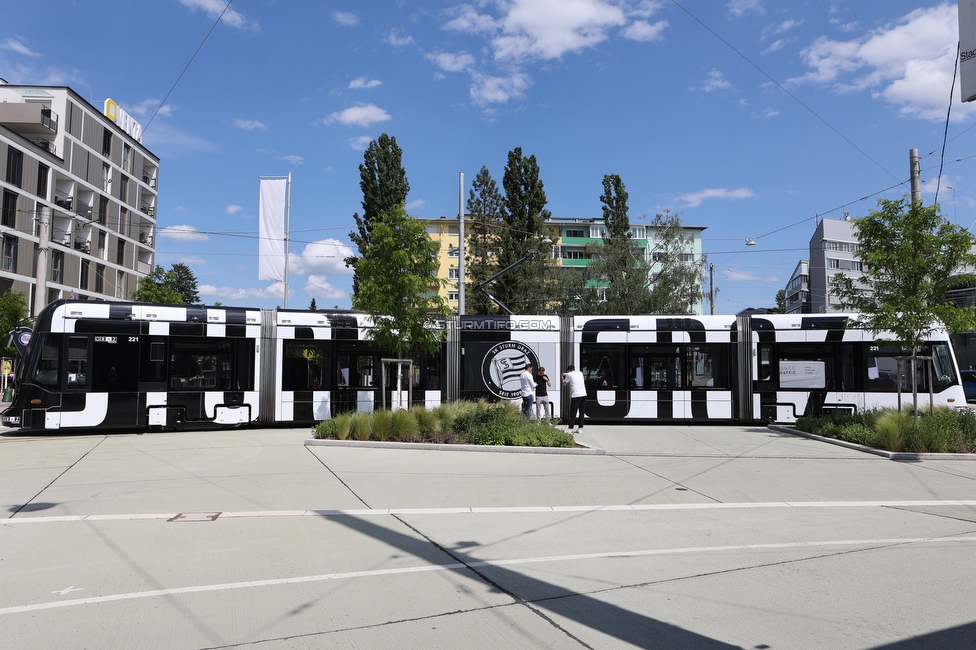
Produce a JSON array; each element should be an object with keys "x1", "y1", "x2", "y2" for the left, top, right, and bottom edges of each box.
[{"x1": 481, "y1": 341, "x2": 539, "y2": 400}]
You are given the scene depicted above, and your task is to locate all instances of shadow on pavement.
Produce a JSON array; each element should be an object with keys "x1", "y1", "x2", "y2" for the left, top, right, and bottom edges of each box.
[
  {"x1": 867, "y1": 620, "x2": 976, "y2": 649},
  {"x1": 329, "y1": 513, "x2": 741, "y2": 649}
]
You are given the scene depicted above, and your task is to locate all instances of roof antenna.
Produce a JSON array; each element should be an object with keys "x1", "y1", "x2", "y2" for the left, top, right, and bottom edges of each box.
[{"x1": 843, "y1": 206, "x2": 851, "y2": 221}]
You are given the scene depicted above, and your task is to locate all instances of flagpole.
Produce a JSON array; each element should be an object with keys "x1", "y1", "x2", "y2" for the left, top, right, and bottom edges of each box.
[{"x1": 284, "y1": 172, "x2": 291, "y2": 309}]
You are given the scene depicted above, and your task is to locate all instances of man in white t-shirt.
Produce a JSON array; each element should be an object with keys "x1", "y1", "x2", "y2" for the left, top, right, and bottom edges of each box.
[
  {"x1": 519, "y1": 363, "x2": 537, "y2": 418},
  {"x1": 562, "y1": 364, "x2": 587, "y2": 433}
]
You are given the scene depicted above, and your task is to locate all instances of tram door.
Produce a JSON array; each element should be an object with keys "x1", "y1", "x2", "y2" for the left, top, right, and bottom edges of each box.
[
  {"x1": 334, "y1": 347, "x2": 379, "y2": 414},
  {"x1": 631, "y1": 345, "x2": 682, "y2": 419}
]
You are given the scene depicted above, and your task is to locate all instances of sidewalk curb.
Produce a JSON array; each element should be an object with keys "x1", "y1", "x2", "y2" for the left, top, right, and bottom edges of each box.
[
  {"x1": 305, "y1": 437, "x2": 606, "y2": 455},
  {"x1": 768, "y1": 425, "x2": 976, "y2": 461}
]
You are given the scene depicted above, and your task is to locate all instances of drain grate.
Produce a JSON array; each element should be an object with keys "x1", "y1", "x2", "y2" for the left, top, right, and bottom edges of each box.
[{"x1": 168, "y1": 512, "x2": 221, "y2": 522}]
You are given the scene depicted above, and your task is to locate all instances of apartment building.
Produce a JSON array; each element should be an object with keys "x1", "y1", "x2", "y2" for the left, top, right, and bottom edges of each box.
[
  {"x1": 0, "y1": 82, "x2": 158, "y2": 315},
  {"x1": 784, "y1": 260, "x2": 810, "y2": 314},
  {"x1": 420, "y1": 215, "x2": 705, "y2": 314},
  {"x1": 805, "y1": 217, "x2": 864, "y2": 313}
]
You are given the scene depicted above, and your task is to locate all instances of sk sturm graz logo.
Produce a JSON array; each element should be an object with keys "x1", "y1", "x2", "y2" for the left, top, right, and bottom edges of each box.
[{"x1": 482, "y1": 341, "x2": 538, "y2": 400}]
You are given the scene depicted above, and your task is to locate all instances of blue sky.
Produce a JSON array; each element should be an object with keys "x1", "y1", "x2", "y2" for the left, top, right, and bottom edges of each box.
[{"x1": 1, "y1": 1, "x2": 972, "y2": 312}]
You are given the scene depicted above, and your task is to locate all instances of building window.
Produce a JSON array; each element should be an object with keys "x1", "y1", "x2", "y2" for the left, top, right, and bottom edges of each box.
[
  {"x1": 102, "y1": 163, "x2": 111, "y2": 193},
  {"x1": 119, "y1": 207, "x2": 128, "y2": 236},
  {"x1": 102, "y1": 129, "x2": 112, "y2": 158},
  {"x1": 2, "y1": 235, "x2": 17, "y2": 272},
  {"x1": 563, "y1": 249, "x2": 587, "y2": 260},
  {"x1": 95, "y1": 264, "x2": 105, "y2": 293},
  {"x1": 565, "y1": 228, "x2": 585, "y2": 238},
  {"x1": 98, "y1": 195, "x2": 109, "y2": 225},
  {"x1": 5, "y1": 147, "x2": 23, "y2": 187},
  {"x1": 116, "y1": 239, "x2": 125, "y2": 265},
  {"x1": 630, "y1": 226, "x2": 646, "y2": 239},
  {"x1": 119, "y1": 176, "x2": 128, "y2": 204},
  {"x1": 448, "y1": 291, "x2": 458, "y2": 302},
  {"x1": 80, "y1": 259, "x2": 90, "y2": 290},
  {"x1": 122, "y1": 144, "x2": 131, "y2": 172},
  {"x1": 590, "y1": 226, "x2": 607, "y2": 239},
  {"x1": 97, "y1": 232, "x2": 106, "y2": 259},
  {"x1": 447, "y1": 245, "x2": 459, "y2": 258},
  {"x1": 36, "y1": 164, "x2": 49, "y2": 199},
  {"x1": 1, "y1": 190, "x2": 16, "y2": 228},
  {"x1": 116, "y1": 270, "x2": 125, "y2": 298},
  {"x1": 52, "y1": 250, "x2": 64, "y2": 284},
  {"x1": 448, "y1": 267, "x2": 459, "y2": 280},
  {"x1": 682, "y1": 253, "x2": 695, "y2": 263}
]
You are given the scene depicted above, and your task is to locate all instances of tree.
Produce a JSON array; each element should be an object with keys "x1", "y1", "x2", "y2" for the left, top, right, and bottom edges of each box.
[
  {"x1": 131, "y1": 266, "x2": 185, "y2": 304},
  {"x1": 586, "y1": 174, "x2": 653, "y2": 315},
  {"x1": 773, "y1": 289, "x2": 787, "y2": 314},
  {"x1": 346, "y1": 134, "x2": 410, "y2": 293},
  {"x1": 647, "y1": 210, "x2": 705, "y2": 314},
  {"x1": 167, "y1": 263, "x2": 200, "y2": 304},
  {"x1": 495, "y1": 147, "x2": 553, "y2": 314},
  {"x1": 464, "y1": 166, "x2": 504, "y2": 314},
  {"x1": 351, "y1": 203, "x2": 452, "y2": 358},
  {"x1": 309, "y1": 298, "x2": 317, "y2": 310},
  {"x1": 833, "y1": 197, "x2": 976, "y2": 413},
  {"x1": 0, "y1": 291, "x2": 30, "y2": 357}
]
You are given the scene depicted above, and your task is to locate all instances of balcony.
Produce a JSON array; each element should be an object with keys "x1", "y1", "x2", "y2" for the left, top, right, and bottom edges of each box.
[
  {"x1": 142, "y1": 174, "x2": 157, "y2": 189},
  {"x1": 141, "y1": 205, "x2": 155, "y2": 218},
  {"x1": 54, "y1": 192, "x2": 73, "y2": 213},
  {"x1": 0, "y1": 102, "x2": 59, "y2": 137}
]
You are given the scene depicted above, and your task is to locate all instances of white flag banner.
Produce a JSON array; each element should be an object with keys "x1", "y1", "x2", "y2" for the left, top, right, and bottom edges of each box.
[{"x1": 258, "y1": 178, "x2": 287, "y2": 282}]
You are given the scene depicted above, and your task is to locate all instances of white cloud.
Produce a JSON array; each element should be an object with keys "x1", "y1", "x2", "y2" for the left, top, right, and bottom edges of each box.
[
  {"x1": 333, "y1": 11, "x2": 359, "y2": 27},
  {"x1": 126, "y1": 98, "x2": 173, "y2": 118},
  {"x1": 349, "y1": 76, "x2": 382, "y2": 89},
  {"x1": 703, "y1": 69, "x2": 732, "y2": 92},
  {"x1": 623, "y1": 20, "x2": 667, "y2": 43},
  {"x1": 444, "y1": 5, "x2": 500, "y2": 34},
  {"x1": 406, "y1": 199, "x2": 426, "y2": 210},
  {"x1": 235, "y1": 119, "x2": 267, "y2": 131},
  {"x1": 724, "y1": 268, "x2": 762, "y2": 282},
  {"x1": 325, "y1": 103, "x2": 391, "y2": 127},
  {"x1": 288, "y1": 239, "x2": 354, "y2": 276},
  {"x1": 791, "y1": 5, "x2": 973, "y2": 120},
  {"x1": 774, "y1": 19, "x2": 802, "y2": 35},
  {"x1": 226, "y1": 205, "x2": 243, "y2": 215},
  {"x1": 492, "y1": 0, "x2": 627, "y2": 61},
  {"x1": 761, "y1": 39, "x2": 786, "y2": 55},
  {"x1": 678, "y1": 187, "x2": 756, "y2": 208},
  {"x1": 200, "y1": 283, "x2": 285, "y2": 301},
  {"x1": 304, "y1": 276, "x2": 348, "y2": 300},
  {"x1": 140, "y1": 121, "x2": 217, "y2": 157},
  {"x1": 727, "y1": 0, "x2": 764, "y2": 18},
  {"x1": 277, "y1": 154, "x2": 304, "y2": 165},
  {"x1": 159, "y1": 225, "x2": 210, "y2": 241},
  {"x1": 178, "y1": 0, "x2": 257, "y2": 30},
  {"x1": 470, "y1": 71, "x2": 532, "y2": 105},
  {"x1": 347, "y1": 135, "x2": 375, "y2": 150},
  {"x1": 427, "y1": 51, "x2": 476, "y2": 73},
  {"x1": 177, "y1": 256, "x2": 208, "y2": 266},
  {"x1": 387, "y1": 28, "x2": 415, "y2": 47},
  {"x1": 2, "y1": 39, "x2": 41, "y2": 57}
]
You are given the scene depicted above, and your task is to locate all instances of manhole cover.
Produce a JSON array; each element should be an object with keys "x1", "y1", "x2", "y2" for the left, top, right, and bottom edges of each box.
[{"x1": 169, "y1": 512, "x2": 221, "y2": 522}]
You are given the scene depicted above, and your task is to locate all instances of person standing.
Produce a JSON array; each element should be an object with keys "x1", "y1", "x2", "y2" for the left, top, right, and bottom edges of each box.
[
  {"x1": 562, "y1": 364, "x2": 587, "y2": 433},
  {"x1": 519, "y1": 363, "x2": 536, "y2": 418},
  {"x1": 535, "y1": 366, "x2": 552, "y2": 422}
]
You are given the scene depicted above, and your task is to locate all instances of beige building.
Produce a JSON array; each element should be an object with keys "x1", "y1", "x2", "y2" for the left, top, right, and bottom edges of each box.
[{"x1": 0, "y1": 82, "x2": 158, "y2": 315}]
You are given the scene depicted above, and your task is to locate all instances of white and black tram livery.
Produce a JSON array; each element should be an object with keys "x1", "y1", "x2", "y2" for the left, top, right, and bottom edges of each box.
[{"x1": 1, "y1": 300, "x2": 967, "y2": 431}]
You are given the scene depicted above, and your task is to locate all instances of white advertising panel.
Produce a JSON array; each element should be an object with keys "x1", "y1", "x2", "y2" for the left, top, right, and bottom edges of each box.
[{"x1": 780, "y1": 361, "x2": 826, "y2": 390}]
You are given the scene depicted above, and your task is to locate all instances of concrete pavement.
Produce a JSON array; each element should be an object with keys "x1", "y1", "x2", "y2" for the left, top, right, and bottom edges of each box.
[{"x1": 2, "y1": 424, "x2": 976, "y2": 648}]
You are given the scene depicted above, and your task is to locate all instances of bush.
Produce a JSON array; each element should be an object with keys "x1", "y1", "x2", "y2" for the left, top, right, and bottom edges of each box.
[
  {"x1": 314, "y1": 418, "x2": 338, "y2": 439},
  {"x1": 391, "y1": 409, "x2": 419, "y2": 441},
  {"x1": 350, "y1": 412, "x2": 373, "y2": 441},
  {"x1": 795, "y1": 407, "x2": 976, "y2": 453},
  {"x1": 372, "y1": 410, "x2": 393, "y2": 441}
]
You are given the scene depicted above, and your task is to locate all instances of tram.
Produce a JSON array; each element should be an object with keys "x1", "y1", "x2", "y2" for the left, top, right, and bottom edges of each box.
[{"x1": 0, "y1": 299, "x2": 966, "y2": 431}]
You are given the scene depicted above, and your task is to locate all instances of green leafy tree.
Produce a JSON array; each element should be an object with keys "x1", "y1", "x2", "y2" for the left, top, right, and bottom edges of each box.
[
  {"x1": 0, "y1": 291, "x2": 30, "y2": 356},
  {"x1": 647, "y1": 210, "x2": 704, "y2": 314},
  {"x1": 131, "y1": 266, "x2": 185, "y2": 304},
  {"x1": 495, "y1": 147, "x2": 553, "y2": 314},
  {"x1": 773, "y1": 289, "x2": 787, "y2": 314},
  {"x1": 465, "y1": 166, "x2": 504, "y2": 314},
  {"x1": 352, "y1": 204, "x2": 452, "y2": 357},
  {"x1": 167, "y1": 263, "x2": 200, "y2": 304},
  {"x1": 833, "y1": 198, "x2": 976, "y2": 413},
  {"x1": 587, "y1": 174, "x2": 652, "y2": 315},
  {"x1": 346, "y1": 134, "x2": 410, "y2": 293},
  {"x1": 309, "y1": 297, "x2": 317, "y2": 310}
]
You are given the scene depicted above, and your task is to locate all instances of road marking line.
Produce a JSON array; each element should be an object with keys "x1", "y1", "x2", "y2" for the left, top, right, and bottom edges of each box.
[
  {"x1": 5, "y1": 499, "x2": 976, "y2": 524},
  {"x1": 4, "y1": 535, "x2": 976, "y2": 615}
]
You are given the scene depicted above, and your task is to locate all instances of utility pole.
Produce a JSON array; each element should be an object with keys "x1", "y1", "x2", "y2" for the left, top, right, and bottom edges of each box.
[
  {"x1": 458, "y1": 172, "x2": 465, "y2": 316},
  {"x1": 910, "y1": 148, "x2": 921, "y2": 204},
  {"x1": 34, "y1": 207, "x2": 51, "y2": 317},
  {"x1": 709, "y1": 263, "x2": 715, "y2": 315}
]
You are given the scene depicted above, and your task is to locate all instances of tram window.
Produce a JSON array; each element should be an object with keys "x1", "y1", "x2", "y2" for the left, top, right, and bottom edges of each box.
[
  {"x1": 631, "y1": 357, "x2": 644, "y2": 388},
  {"x1": 140, "y1": 341, "x2": 166, "y2": 385},
  {"x1": 686, "y1": 345, "x2": 728, "y2": 389},
  {"x1": 581, "y1": 346, "x2": 623, "y2": 389},
  {"x1": 283, "y1": 341, "x2": 328, "y2": 391},
  {"x1": 169, "y1": 338, "x2": 232, "y2": 390},
  {"x1": 931, "y1": 343, "x2": 957, "y2": 391},
  {"x1": 358, "y1": 357, "x2": 373, "y2": 387},
  {"x1": 337, "y1": 355, "x2": 350, "y2": 387},
  {"x1": 778, "y1": 345, "x2": 835, "y2": 390},
  {"x1": 759, "y1": 345, "x2": 773, "y2": 381},
  {"x1": 235, "y1": 340, "x2": 255, "y2": 391},
  {"x1": 33, "y1": 334, "x2": 61, "y2": 387},
  {"x1": 92, "y1": 336, "x2": 138, "y2": 391},
  {"x1": 66, "y1": 337, "x2": 88, "y2": 388}
]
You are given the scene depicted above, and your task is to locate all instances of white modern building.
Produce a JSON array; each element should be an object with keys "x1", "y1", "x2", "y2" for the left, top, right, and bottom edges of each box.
[
  {"x1": 0, "y1": 82, "x2": 158, "y2": 315},
  {"x1": 807, "y1": 217, "x2": 865, "y2": 313}
]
